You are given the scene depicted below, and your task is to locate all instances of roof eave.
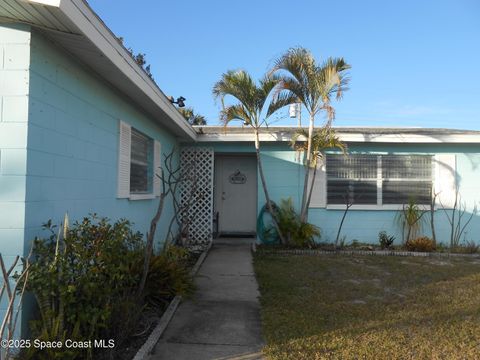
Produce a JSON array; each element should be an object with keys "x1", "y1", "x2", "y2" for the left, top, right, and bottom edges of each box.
[
  {"x1": 17, "y1": 0, "x2": 197, "y2": 140},
  {"x1": 194, "y1": 128, "x2": 480, "y2": 144}
]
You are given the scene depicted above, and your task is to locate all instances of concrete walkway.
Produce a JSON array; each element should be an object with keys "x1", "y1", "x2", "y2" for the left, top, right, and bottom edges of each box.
[{"x1": 148, "y1": 238, "x2": 264, "y2": 360}]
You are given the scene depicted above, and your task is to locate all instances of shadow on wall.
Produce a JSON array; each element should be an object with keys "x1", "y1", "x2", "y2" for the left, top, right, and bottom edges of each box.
[{"x1": 257, "y1": 148, "x2": 480, "y2": 245}]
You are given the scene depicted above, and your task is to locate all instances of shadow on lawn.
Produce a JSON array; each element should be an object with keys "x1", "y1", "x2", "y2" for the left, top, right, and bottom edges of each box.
[{"x1": 255, "y1": 254, "x2": 480, "y2": 359}]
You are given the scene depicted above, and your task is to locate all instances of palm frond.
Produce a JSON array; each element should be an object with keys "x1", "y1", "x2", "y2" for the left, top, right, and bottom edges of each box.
[
  {"x1": 290, "y1": 129, "x2": 308, "y2": 149},
  {"x1": 318, "y1": 57, "x2": 351, "y2": 101},
  {"x1": 291, "y1": 127, "x2": 347, "y2": 163},
  {"x1": 271, "y1": 49, "x2": 351, "y2": 116},
  {"x1": 271, "y1": 47, "x2": 314, "y2": 108},
  {"x1": 267, "y1": 91, "x2": 298, "y2": 118},
  {"x1": 212, "y1": 70, "x2": 257, "y2": 113},
  {"x1": 220, "y1": 104, "x2": 251, "y2": 126}
]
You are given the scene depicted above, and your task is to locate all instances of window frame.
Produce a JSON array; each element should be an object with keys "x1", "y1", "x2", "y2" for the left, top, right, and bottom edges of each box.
[
  {"x1": 117, "y1": 121, "x2": 161, "y2": 201},
  {"x1": 130, "y1": 127, "x2": 154, "y2": 196},
  {"x1": 325, "y1": 153, "x2": 434, "y2": 210}
]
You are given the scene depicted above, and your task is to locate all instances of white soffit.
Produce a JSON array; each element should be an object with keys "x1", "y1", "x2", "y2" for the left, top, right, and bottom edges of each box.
[
  {"x1": 194, "y1": 127, "x2": 480, "y2": 144},
  {"x1": 0, "y1": 0, "x2": 196, "y2": 140}
]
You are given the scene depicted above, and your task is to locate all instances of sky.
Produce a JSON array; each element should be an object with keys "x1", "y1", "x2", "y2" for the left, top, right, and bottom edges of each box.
[{"x1": 87, "y1": 0, "x2": 480, "y2": 129}]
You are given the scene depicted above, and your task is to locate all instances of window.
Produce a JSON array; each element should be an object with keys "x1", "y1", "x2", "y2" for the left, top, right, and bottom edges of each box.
[
  {"x1": 326, "y1": 154, "x2": 433, "y2": 206},
  {"x1": 117, "y1": 121, "x2": 161, "y2": 199},
  {"x1": 130, "y1": 128, "x2": 153, "y2": 194}
]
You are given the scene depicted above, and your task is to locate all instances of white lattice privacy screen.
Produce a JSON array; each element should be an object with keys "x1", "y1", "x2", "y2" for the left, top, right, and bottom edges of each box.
[{"x1": 180, "y1": 147, "x2": 214, "y2": 245}]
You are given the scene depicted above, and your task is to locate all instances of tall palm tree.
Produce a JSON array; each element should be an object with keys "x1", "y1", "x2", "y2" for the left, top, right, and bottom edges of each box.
[
  {"x1": 213, "y1": 70, "x2": 296, "y2": 244},
  {"x1": 291, "y1": 127, "x2": 347, "y2": 219},
  {"x1": 272, "y1": 47, "x2": 350, "y2": 222}
]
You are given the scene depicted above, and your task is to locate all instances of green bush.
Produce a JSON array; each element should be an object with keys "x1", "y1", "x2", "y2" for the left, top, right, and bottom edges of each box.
[
  {"x1": 405, "y1": 236, "x2": 436, "y2": 252},
  {"x1": 142, "y1": 244, "x2": 194, "y2": 308},
  {"x1": 23, "y1": 215, "x2": 144, "y2": 359},
  {"x1": 273, "y1": 198, "x2": 321, "y2": 248},
  {"x1": 21, "y1": 215, "x2": 197, "y2": 359},
  {"x1": 378, "y1": 231, "x2": 395, "y2": 249}
]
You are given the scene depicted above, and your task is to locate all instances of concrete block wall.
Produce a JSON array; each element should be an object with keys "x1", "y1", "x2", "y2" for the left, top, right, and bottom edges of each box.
[
  {"x1": 25, "y1": 29, "x2": 180, "y2": 250},
  {"x1": 205, "y1": 141, "x2": 480, "y2": 245},
  {"x1": 0, "y1": 23, "x2": 31, "y2": 338}
]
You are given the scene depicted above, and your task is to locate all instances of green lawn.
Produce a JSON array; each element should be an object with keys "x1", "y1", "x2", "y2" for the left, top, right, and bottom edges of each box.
[{"x1": 254, "y1": 253, "x2": 480, "y2": 359}]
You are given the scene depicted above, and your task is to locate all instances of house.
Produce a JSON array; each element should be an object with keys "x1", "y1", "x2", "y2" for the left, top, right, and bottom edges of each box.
[
  {"x1": 196, "y1": 127, "x2": 480, "y2": 244},
  {"x1": 1, "y1": 0, "x2": 480, "y2": 338},
  {"x1": 0, "y1": 0, "x2": 196, "y2": 335}
]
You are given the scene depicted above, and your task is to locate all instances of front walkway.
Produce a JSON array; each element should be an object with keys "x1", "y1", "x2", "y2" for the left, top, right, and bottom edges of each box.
[{"x1": 148, "y1": 238, "x2": 264, "y2": 360}]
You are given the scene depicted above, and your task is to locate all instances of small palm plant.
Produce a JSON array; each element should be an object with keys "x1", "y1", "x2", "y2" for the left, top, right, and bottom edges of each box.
[
  {"x1": 271, "y1": 47, "x2": 350, "y2": 222},
  {"x1": 291, "y1": 127, "x2": 347, "y2": 219},
  {"x1": 396, "y1": 197, "x2": 427, "y2": 243},
  {"x1": 213, "y1": 70, "x2": 296, "y2": 244}
]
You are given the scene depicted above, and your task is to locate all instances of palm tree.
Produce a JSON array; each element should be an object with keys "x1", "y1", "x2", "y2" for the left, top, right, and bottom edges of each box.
[
  {"x1": 291, "y1": 127, "x2": 347, "y2": 218},
  {"x1": 179, "y1": 107, "x2": 207, "y2": 125},
  {"x1": 272, "y1": 47, "x2": 350, "y2": 222},
  {"x1": 212, "y1": 70, "x2": 296, "y2": 244}
]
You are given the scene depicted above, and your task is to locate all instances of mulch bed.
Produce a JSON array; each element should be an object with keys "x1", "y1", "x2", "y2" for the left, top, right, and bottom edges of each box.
[{"x1": 115, "y1": 248, "x2": 203, "y2": 360}]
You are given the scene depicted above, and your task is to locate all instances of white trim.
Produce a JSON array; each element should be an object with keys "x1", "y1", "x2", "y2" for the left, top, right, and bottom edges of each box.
[
  {"x1": 376, "y1": 155, "x2": 382, "y2": 206},
  {"x1": 326, "y1": 204, "x2": 431, "y2": 211},
  {"x1": 117, "y1": 121, "x2": 131, "y2": 198},
  {"x1": 195, "y1": 128, "x2": 480, "y2": 144},
  {"x1": 325, "y1": 153, "x2": 434, "y2": 208},
  {"x1": 153, "y1": 140, "x2": 162, "y2": 197},
  {"x1": 129, "y1": 194, "x2": 155, "y2": 201},
  {"x1": 23, "y1": 0, "x2": 61, "y2": 6},
  {"x1": 434, "y1": 154, "x2": 457, "y2": 209},
  {"x1": 15, "y1": 0, "x2": 196, "y2": 140},
  {"x1": 308, "y1": 160, "x2": 327, "y2": 208},
  {"x1": 61, "y1": 0, "x2": 196, "y2": 139}
]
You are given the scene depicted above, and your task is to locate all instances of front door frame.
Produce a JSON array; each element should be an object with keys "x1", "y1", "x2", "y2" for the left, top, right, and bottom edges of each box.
[{"x1": 214, "y1": 153, "x2": 258, "y2": 237}]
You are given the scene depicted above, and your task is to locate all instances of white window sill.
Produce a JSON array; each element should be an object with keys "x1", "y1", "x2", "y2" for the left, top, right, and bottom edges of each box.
[
  {"x1": 129, "y1": 193, "x2": 156, "y2": 201},
  {"x1": 324, "y1": 204, "x2": 431, "y2": 211}
]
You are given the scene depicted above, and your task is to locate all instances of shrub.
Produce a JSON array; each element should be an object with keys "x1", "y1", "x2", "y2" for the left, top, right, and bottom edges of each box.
[
  {"x1": 273, "y1": 198, "x2": 321, "y2": 248},
  {"x1": 452, "y1": 240, "x2": 479, "y2": 254},
  {"x1": 405, "y1": 236, "x2": 436, "y2": 252},
  {"x1": 378, "y1": 231, "x2": 395, "y2": 249},
  {"x1": 142, "y1": 244, "x2": 194, "y2": 309},
  {"x1": 395, "y1": 197, "x2": 426, "y2": 242},
  {"x1": 23, "y1": 215, "x2": 144, "y2": 359}
]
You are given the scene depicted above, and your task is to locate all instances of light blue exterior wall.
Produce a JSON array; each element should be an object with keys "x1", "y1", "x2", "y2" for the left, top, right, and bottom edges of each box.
[
  {"x1": 0, "y1": 24, "x2": 183, "y2": 338},
  {"x1": 204, "y1": 141, "x2": 480, "y2": 246},
  {"x1": 0, "y1": 23, "x2": 31, "y2": 335},
  {"x1": 25, "y1": 29, "x2": 179, "y2": 250}
]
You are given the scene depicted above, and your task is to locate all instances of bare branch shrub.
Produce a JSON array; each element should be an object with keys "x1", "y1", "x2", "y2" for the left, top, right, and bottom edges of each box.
[{"x1": 439, "y1": 188, "x2": 478, "y2": 248}]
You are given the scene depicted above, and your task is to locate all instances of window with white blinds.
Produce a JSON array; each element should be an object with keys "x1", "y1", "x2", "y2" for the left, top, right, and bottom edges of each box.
[
  {"x1": 326, "y1": 154, "x2": 433, "y2": 205},
  {"x1": 130, "y1": 128, "x2": 153, "y2": 194}
]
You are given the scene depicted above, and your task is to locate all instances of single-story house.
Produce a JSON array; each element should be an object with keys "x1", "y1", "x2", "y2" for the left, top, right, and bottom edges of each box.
[
  {"x1": 197, "y1": 126, "x2": 480, "y2": 244},
  {"x1": 1, "y1": 0, "x2": 480, "y2": 337}
]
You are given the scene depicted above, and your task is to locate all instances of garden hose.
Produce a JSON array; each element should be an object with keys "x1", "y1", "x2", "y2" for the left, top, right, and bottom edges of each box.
[{"x1": 257, "y1": 202, "x2": 280, "y2": 245}]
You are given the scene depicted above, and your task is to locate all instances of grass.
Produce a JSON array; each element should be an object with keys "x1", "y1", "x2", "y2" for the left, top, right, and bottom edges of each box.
[{"x1": 254, "y1": 253, "x2": 480, "y2": 359}]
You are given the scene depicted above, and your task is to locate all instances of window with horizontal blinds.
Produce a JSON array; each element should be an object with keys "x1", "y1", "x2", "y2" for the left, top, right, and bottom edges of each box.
[
  {"x1": 326, "y1": 154, "x2": 433, "y2": 205},
  {"x1": 381, "y1": 155, "x2": 432, "y2": 204},
  {"x1": 130, "y1": 128, "x2": 153, "y2": 194}
]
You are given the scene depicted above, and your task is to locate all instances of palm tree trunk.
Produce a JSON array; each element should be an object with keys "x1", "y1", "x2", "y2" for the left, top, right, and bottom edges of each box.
[
  {"x1": 305, "y1": 162, "x2": 318, "y2": 220},
  {"x1": 300, "y1": 113, "x2": 315, "y2": 222},
  {"x1": 254, "y1": 129, "x2": 286, "y2": 245}
]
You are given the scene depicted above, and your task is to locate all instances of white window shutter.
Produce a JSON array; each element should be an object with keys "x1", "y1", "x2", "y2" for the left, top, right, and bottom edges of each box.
[
  {"x1": 117, "y1": 121, "x2": 131, "y2": 198},
  {"x1": 434, "y1": 154, "x2": 456, "y2": 209},
  {"x1": 153, "y1": 140, "x2": 161, "y2": 196},
  {"x1": 308, "y1": 159, "x2": 327, "y2": 208}
]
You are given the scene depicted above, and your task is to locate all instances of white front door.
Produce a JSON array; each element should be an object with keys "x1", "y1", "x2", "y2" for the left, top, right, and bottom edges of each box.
[{"x1": 215, "y1": 155, "x2": 257, "y2": 235}]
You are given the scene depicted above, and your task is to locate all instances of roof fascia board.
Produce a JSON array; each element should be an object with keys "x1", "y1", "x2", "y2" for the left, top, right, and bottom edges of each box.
[
  {"x1": 195, "y1": 132, "x2": 480, "y2": 144},
  {"x1": 22, "y1": 0, "x2": 61, "y2": 6},
  {"x1": 44, "y1": 0, "x2": 197, "y2": 140}
]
